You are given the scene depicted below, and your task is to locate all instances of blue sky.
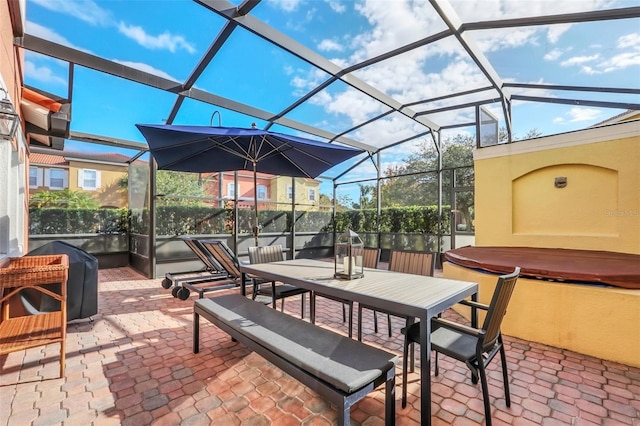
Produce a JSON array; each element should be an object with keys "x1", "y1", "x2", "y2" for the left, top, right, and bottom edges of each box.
[{"x1": 23, "y1": 0, "x2": 639, "y2": 199}]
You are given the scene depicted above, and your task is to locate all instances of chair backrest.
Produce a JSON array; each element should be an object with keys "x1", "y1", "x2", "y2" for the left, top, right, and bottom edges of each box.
[
  {"x1": 388, "y1": 250, "x2": 435, "y2": 277},
  {"x1": 248, "y1": 245, "x2": 285, "y2": 264},
  {"x1": 362, "y1": 248, "x2": 381, "y2": 269},
  {"x1": 200, "y1": 240, "x2": 241, "y2": 278},
  {"x1": 481, "y1": 267, "x2": 520, "y2": 350},
  {"x1": 182, "y1": 237, "x2": 224, "y2": 272}
]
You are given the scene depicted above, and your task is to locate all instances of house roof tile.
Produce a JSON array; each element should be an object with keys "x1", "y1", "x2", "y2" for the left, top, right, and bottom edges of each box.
[{"x1": 30, "y1": 152, "x2": 67, "y2": 166}]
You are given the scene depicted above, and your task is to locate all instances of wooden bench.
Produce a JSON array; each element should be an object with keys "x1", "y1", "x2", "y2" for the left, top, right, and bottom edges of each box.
[{"x1": 193, "y1": 294, "x2": 398, "y2": 425}]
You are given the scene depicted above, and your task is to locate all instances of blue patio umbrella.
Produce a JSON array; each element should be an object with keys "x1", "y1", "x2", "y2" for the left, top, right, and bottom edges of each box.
[{"x1": 136, "y1": 124, "x2": 365, "y2": 244}]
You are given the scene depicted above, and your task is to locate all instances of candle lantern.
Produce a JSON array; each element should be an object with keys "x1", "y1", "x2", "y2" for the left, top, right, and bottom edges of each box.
[{"x1": 334, "y1": 229, "x2": 364, "y2": 280}]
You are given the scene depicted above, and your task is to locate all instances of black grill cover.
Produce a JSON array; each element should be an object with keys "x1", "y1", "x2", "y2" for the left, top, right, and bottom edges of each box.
[{"x1": 25, "y1": 241, "x2": 99, "y2": 321}]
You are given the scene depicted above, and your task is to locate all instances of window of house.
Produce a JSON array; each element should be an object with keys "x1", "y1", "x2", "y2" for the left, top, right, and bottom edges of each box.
[
  {"x1": 286, "y1": 185, "x2": 293, "y2": 200},
  {"x1": 257, "y1": 185, "x2": 267, "y2": 200},
  {"x1": 227, "y1": 182, "x2": 235, "y2": 197},
  {"x1": 45, "y1": 168, "x2": 68, "y2": 190},
  {"x1": 78, "y1": 169, "x2": 100, "y2": 190},
  {"x1": 308, "y1": 188, "x2": 316, "y2": 202},
  {"x1": 29, "y1": 166, "x2": 42, "y2": 188},
  {"x1": 50, "y1": 169, "x2": 65, "y2": 189}
]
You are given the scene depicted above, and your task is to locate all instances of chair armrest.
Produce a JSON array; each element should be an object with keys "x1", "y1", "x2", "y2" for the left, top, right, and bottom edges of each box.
[
  {"x1": 458, "y1": 299, "x2": 489, "y2": 311},
  {"x1": 432, "y1": 317, "x2": 482, "y2": 337}
]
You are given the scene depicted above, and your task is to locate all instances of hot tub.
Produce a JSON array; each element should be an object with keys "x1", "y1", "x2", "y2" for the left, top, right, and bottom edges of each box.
[
  {"x1": 445, "y1": 246, "x2": 640, "y2": 289},
  {"x1": 442, "y1": 246, "x2": 640, "y2": 367}
]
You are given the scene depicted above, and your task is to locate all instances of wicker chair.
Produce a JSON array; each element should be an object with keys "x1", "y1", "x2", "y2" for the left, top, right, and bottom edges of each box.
[
  {"x1": 0, "y1": 255, "x2": 69, "y2": 379},
  {"x1": 401, "y1": 267, "x2": 521, "y2": 425}
]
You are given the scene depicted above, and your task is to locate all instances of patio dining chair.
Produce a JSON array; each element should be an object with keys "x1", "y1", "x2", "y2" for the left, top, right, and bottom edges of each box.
[
  {"x1": 357, "y1": 250, "x2": 436, "y2": 340},
  {"x1": 311, "y1": 247, "x2": 380, "y2": 338},
  {"x1": 400, "y1": 267, "x2": 520, "y2": 425},
  {"x1": 247, "y1": 245, "x2": 309, "y2": 319}
]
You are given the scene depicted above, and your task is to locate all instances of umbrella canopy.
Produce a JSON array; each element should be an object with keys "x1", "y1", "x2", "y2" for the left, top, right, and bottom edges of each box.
[
  {"x1": 136, "y1": 124, "x2": 365, "y2": 244},
  {"x1": 135, "y1": 124, "x2": 364, "y2": 178}
]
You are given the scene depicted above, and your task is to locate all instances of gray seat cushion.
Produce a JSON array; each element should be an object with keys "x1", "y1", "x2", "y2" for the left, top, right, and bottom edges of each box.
[{"x1": 196, "y1": 294, "x2": 398, "y2": 393}]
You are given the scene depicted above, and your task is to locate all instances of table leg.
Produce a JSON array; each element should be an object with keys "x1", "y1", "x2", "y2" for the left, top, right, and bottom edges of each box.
[
  {"x1": 241, "y1": 273, "x2": 247, "y2": 297},
  {"x1": 310, "y1": 292, "x2": 316, "y2": 325},
  {"x1": 471, "y1": 292, "x2": 478, "y2": 328},
  {"x1": 420, "y1": 314, "x2": 431, "y2": 426}
]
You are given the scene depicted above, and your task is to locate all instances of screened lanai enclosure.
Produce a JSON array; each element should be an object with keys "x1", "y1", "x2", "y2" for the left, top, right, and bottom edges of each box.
[{"x1": 21, "y1": 0, "x2": 639, "y2": 278}]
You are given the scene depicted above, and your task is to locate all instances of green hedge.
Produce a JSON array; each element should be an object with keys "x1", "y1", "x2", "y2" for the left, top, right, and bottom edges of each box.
[
  {"x1": 30, "y1": 206, "x2": 450, "y2": 236},
  {"x1": 29, "y1": 208, "x2": 129, "y2": 234}
]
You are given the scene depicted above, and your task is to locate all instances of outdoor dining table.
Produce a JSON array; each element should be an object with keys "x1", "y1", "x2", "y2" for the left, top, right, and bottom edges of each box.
[{"x1": 239, "y1": 258, "x2": 478, "y2": 425}]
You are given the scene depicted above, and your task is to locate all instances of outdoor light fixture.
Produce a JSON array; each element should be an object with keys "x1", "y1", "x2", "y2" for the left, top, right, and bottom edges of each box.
[
  {"x1": 0, "y1": 88, "x2": 19, "y2": 140},
  {"x1": 334, "y1": 229, "x2": 364, "y2": 280},
  {"x1": 555, "y1": 177, "x2": 567, "y2": 188}
]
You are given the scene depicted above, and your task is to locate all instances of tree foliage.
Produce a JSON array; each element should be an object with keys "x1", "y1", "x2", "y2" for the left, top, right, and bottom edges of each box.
[
  {"x1": 29, "y1": 189, "x2": 100, "y2": 209},
  {"x1": 155, "y1": 171, "x2": 207, "y2": 206},
  {"x1": 375, "y1": 127, "x2": 541, "y2": 229}
]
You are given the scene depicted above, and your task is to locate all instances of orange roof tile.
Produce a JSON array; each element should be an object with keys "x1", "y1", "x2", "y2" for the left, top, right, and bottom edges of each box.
[{"x1": 29, "y1": 152, "x2": 67, "y2": 166}]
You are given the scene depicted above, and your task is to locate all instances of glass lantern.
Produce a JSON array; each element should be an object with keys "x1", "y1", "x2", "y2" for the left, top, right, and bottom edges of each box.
[
  {"x1": 334, "y1": 229, "x2": 364, "y2": 280},
  {"x1": 0, "y1": 90, "x2": 19, "y2": 141}
]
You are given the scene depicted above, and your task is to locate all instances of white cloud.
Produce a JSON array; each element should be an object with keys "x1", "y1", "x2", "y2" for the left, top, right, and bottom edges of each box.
[
  {"x1": 30, "y1": 1, "x2": 196, "y2": 54},
  {"x1": 544, "y1": 48, "x2": 564, "y2": 61},
  {"x1": 552, "y1": 107, "x2": 602, "y2": 125},
  {"x1": 117, "y1": 23, "x2": 195, "y2": 54},
  {"x1": 546, "y1": 24, "x2": 572, "y2": 44},
  {"x1": 30, "y1": 0, "x2": 112, "y2": 26},
  {"x1": 580, "y1": 65, "x2": 601, "y2": 75},
  {"x1": 290, "y1": 0, "x2": 630, "y2": 143},
  {"x1": 560, "y1": 54, "x2": 600, "y2": 67},
  {"x1": 23, "y1": 60, "x2": 67, "y2": 86},
  {"x1": 112, "y1": 60, "x2": 178, "y2": 82},
  {"x1": 474, "y1": 28, "x2": 539, "y2": 53},
  {"x1": 268, "y1": 0, "x2": 303, "y2": 12},
  {"x1": 566, "y1": 107, "x2": 602, "y2": 123},
  {"x1": 318, "y1": 39, "x2": 344, "y2": 52},
  {"x1": 324, "y1": 0, "x2": 346, "y2": 13},
  {"x1": 600, "y1": 51, "x2": 640, "y2": 72},
  {"x1": 617, "y1": 33, "x2": 640, "y2": 49},
  {"x1": 26, "y1": 21, "x2": 88, "y2": 51}
]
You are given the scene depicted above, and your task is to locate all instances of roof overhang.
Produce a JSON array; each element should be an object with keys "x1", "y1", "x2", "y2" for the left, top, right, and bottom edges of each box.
[{"x1": 21, "y1": 87, "x2": 71, "y2": 149}]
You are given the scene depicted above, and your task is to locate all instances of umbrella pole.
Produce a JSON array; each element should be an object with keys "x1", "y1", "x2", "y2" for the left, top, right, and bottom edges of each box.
[{"x1": 253, "y1": 162, "x2": 259, "y2": 246}]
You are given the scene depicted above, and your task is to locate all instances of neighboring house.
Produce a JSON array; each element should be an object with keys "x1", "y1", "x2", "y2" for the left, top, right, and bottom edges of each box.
[
  {"x1": 271, "y1": 176, "x2": 322, "y2": 212},
  {"x1": 29, "y1": 150, "x2": 129, "y2": 208},
  {"x1": 29, "y1": 152, "x2": 69, "y2": 192},
  {"x1": 202, "y1": 171, "x2": 322, "y2": 211}
]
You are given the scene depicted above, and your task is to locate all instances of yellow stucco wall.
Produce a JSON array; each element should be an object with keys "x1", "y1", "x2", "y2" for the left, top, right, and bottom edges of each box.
[
  {"x1": 68, "y1": 161, "x2": 128, "y2": 208},
  {"x1": 444, "y1": 262, "x2": 640, "y2": 367},
  {"x1": 271, "y1": 176, "x2": 321, "y2": 211},
  {"x1": 474, "y1": 121, "x2": 640, "y2": 254},
  {"x1": 447, "y1": 121, "x2": 640, "y2": 367}
]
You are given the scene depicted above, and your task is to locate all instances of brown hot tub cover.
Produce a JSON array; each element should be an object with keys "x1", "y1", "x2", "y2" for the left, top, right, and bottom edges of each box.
[{"x1": 445, "y1": 246, "x2": 640, "y2": 289}]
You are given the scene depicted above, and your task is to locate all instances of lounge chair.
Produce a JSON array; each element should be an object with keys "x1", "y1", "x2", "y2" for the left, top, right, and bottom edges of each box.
[
  {"x1": 162, "y1": 236, "x2": 232, "y2": 300},
  {"x1": 172, "y1": 239, "x2": 244, "y2": 300}
]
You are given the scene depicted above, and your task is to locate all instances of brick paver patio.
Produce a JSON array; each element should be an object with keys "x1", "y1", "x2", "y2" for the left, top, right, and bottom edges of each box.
[{"x1": 1, "y1": 267, "x2": 639, "y2": 425}]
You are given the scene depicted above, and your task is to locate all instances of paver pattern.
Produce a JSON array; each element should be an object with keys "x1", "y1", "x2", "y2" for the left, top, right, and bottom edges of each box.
[{"x1": 1, "y1": 267, "x2": 639, "y2": 425}]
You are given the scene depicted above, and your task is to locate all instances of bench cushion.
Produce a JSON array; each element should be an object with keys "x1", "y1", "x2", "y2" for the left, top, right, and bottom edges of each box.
[{"x1": 196, "y1": 294, "x2": 398, "y2": 394}]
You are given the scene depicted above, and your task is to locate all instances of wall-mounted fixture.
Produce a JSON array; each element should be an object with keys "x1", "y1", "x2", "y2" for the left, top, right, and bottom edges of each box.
[
  {"x1": 554, "y1": 177, "x2": 567, "y2": 188},
  {"x1": 0, "y1": 88, "x2": 20, "y2": 140}
]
